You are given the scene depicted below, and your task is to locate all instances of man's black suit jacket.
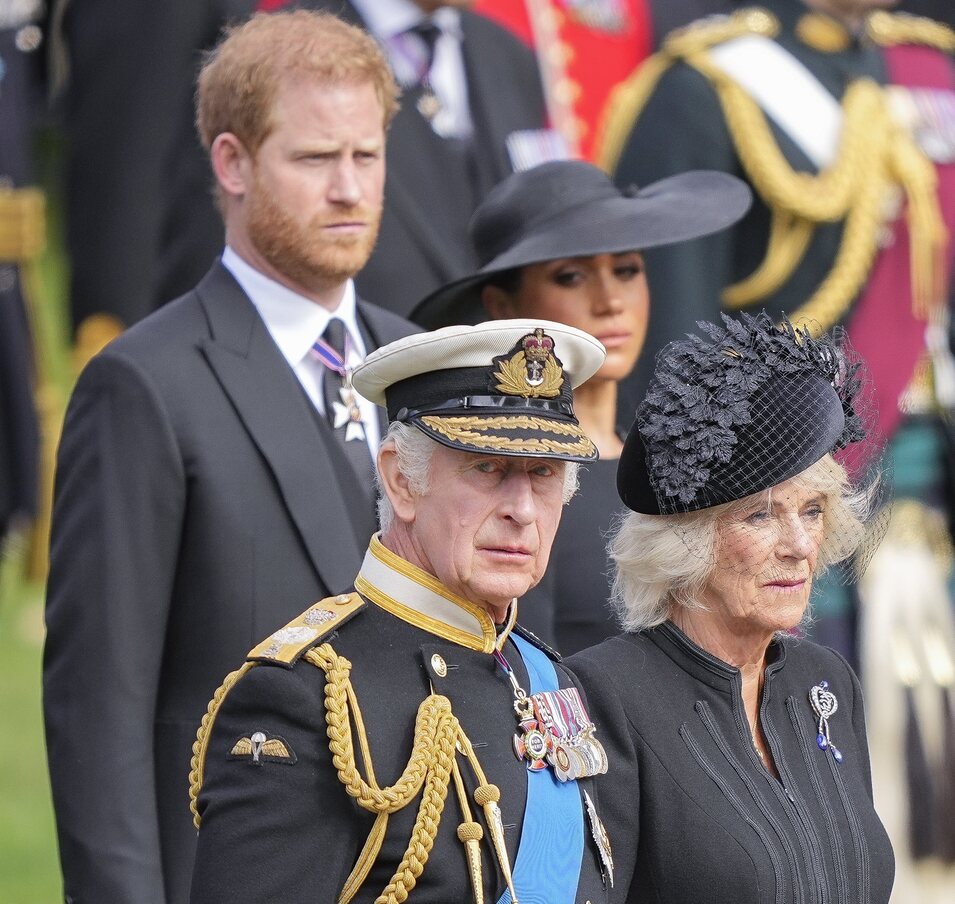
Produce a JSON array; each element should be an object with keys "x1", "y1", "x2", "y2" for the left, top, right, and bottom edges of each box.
[{"x1": 43, "y1": 262, "x2": 417, "y2": 904}]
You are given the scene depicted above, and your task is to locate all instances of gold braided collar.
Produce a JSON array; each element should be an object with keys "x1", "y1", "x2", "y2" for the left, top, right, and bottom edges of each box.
[{"x1": 355, "y1": 534, "x2": 517, "y2": 653}]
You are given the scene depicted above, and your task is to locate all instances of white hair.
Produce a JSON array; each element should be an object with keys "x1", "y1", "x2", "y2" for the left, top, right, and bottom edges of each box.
[
  {"x1": 376, "y1": 422, "x2": 436, "y2": 532},
  {"x1": 375, "y1": 420, "x2": 581, "y2": 530},
  {"x1": 610, "y1": 454, "x2": 874, "y2": 633}
]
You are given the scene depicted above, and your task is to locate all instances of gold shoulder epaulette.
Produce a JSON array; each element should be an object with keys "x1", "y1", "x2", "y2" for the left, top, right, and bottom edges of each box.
[
  {"x1": 664, "y1": 7, "x2": 779, "y2": 58},
  {"x1": 189, "y1": 592, "x2": 365, "y2": 829},
  {"x1": 595, "y1": 7, "x2": 779, "y2": 173},
  {"x1": 867, "y1": 11, "x2": 955, "y2": 51},
  {"x1": 247, "y1": 593, "x2": 365, "y2": 668}
]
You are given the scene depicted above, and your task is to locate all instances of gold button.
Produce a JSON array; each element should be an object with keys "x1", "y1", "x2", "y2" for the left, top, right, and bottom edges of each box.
[
  {"x1": 431, "y1": 654, "x2": 448, "y2": 677},
  {"x1": 335, "y1": 594, "x2": 351, "y2": 605}
]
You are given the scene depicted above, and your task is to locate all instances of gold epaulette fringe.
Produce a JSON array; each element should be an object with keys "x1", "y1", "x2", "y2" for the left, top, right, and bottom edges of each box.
[
  {"x1": 595, "y1": 7, "x2": 778, "y2": 173},
  {"x1": 0, "y1": 187, "x2": 45, "y2": 263},
  {"x1": 189, "y1": 596, "x2": 367, "y2": 828},
  {"x1": 663, "y1": 6, "x2": 778, "y2": 58},
  {"x1": 700, "y1": 63, "x2": 945, "y2": 329},
  {"x1": 866, "y1": 11, "x2": 955, "y2": 51},
  {"x1": 189, "y1": 660, "x2": 256, "y2": 829}
]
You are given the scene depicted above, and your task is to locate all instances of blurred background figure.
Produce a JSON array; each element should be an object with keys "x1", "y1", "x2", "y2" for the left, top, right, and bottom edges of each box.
[
  {"x1": 474, "y1": 0, "x2": 652, "y2": 162},
  {"x1": 0, "y1": 1, "x2": 44, "y2": 542},
  {"x1": 475, "y1": 0, "x2": 734, "y2": 161},
  {"x1": 49, "y1": 0, "x2": 256, "y2": 354},
  {"x1": 414, "y1": 161, "x2": 750, "y2": 651},
  {"x1": 599, "y1": 1, "x2": 955, "y2": 898}
]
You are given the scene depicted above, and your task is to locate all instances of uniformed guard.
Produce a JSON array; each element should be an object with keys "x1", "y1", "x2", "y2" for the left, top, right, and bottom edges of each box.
[
  {"x1": 598, "y1": 1, "x2": 955, "y2": 896},
  {"x1": 189, "y1": 319, "x2": 614, "y2": 904}
]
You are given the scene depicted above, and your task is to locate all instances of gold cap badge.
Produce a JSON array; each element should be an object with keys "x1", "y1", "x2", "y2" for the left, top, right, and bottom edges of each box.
[{"x1": 492, "y1": 329, "x2": 564, "y2": 398}]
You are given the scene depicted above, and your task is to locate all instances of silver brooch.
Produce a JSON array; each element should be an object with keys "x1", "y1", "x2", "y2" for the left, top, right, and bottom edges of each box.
[{"x1": 809, "y1": 680, "x2": 843, "y2": 763}]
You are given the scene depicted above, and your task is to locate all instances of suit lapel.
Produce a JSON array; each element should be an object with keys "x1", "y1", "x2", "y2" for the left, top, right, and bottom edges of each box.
[
  {"x1": 196, "y1": 263, "x2": 364, "y2": 594},
  {"x1": 383, "y1": 103, "x2": 476, "y2": 280},
  {"x1": 460, "y1": 12, "x2": 515, "y2": 191}
]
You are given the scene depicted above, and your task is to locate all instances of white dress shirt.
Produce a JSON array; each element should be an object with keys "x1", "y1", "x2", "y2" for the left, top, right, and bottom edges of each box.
[
  {"x1": 222, "y1": 246, "x2": 381, "y2": 452},
  {"x1": 351, "y1": 0, "x2": 472, "y2": 139}
]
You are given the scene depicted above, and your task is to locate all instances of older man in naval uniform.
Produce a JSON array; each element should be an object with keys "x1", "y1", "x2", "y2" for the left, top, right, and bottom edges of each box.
[{"x1": 189, "y1": 319, "x2": 615, "y2": 903}]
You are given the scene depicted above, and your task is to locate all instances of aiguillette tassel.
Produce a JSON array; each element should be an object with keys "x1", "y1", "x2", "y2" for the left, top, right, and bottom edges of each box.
[
  {"x1": 474, "y1": 783, "x2": 519, "y2": 904},
  {"x1": 457, "y1": 822, "x2": 485, "y2": 904}
]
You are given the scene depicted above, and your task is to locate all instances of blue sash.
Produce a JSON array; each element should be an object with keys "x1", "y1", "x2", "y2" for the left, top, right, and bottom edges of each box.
[{"x1": 497, "y1": 634, "x2": 585, "y2": 904}]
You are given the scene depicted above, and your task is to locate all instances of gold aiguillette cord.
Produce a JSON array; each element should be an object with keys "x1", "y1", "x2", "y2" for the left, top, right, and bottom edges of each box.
[{"x1": 457, "y1": 729, "x2": 519, "y2": 904}]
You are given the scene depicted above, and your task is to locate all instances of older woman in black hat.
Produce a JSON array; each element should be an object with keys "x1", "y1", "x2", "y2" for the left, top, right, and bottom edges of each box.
[
  {"x1": 414, "y1": 161, "x2": 751, "y2": 652},
  {"x1": 567, "y1": 311, "x2": 894, "y2": 902}
]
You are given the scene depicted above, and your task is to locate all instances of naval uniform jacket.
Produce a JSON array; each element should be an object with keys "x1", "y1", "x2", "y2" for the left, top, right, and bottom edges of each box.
[
  {"x1": 190, "y1": 536, "x2": 611, "y2": 903},
  {"x1": 43, "y1": 261, "x2": 417, "y2": 904},
  {"x1": 568, "y1": 623, "x2": 894, "y2": 903}
]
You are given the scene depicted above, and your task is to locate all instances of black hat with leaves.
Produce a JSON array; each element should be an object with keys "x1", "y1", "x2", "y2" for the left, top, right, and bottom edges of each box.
[{"x1": 618, "y1": 312, "x2": 867, "y2": 515}]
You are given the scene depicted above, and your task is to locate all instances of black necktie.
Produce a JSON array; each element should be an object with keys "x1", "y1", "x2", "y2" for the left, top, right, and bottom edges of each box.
[
  {"x1": 408, "y1": 20, "x2": 442, "y2": 122},
  {"x1": 409, "y1": 20, "x2": 441, "y2": 84},
  {"x1": 318, "y1": 317, "x2": 375, "y2": 485}
]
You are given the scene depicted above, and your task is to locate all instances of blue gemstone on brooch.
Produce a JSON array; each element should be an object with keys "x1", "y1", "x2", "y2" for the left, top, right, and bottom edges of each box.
[{"x1": 810, "y1": 680, "x2": 843, "y2": 762}]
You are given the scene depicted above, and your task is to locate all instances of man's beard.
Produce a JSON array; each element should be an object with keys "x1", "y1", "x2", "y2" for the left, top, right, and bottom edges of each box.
[{"x1": 246, "y1": 185, "x2": 381, "y2": 293}]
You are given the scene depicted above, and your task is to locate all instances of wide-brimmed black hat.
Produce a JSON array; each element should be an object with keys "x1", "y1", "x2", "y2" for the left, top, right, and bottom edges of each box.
[
  {"x1": 617, "y1": 313, "x2": 867, "y2": 515},
  {"x1": 352, "y1": 319, "x2": 606, "y2": 462},
  {"x1": 412, "y1": 160, "x2": 752, "y2": 329}
]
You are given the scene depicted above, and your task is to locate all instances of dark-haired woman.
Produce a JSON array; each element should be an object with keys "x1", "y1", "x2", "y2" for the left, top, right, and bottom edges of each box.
[{"x1": 414, "y1": 160, "x2": 750, "y2": 651}]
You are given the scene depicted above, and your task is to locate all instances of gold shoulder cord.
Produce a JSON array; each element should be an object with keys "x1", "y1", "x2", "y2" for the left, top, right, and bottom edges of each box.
[
  {"x1": 190, "y1": 645, "x2": 518, "y2": 904},
  {"x1": 189, "y1": 661, "x2": 256, "y2": 828},
  {"x1": 866, "y1": 11, "x2": 955, "y2": 51},
  {"x1": 595, "y1": 7, "x2": 947, "y2": 335},
  {"x1": 595, "y1": 8, "x2": 779, "y2": 175}
]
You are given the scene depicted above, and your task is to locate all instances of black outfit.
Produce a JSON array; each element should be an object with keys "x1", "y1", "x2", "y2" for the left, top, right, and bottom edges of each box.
[
  {"x1": 899, "y1": 1, "x2": 955, "y2": 30},
  {"x1": 0, "y1": 11, "x2": 43, "y2": 533},
  {"x1": 650, "y1": 0, "x2": 735, "y2": 46},
  {"x1": 190, "y1": 542, "x2": 611, "y2": 903},
  {"x1": 52, "y1": 0, "x2": 255, "y2": 330},
  {"x1": 43, "y1": 261, "x2": 417, "y2": 904},
  {"x1": 528, "y1": 457, "x2": 622, "y2": 655},
  {"x1": 569, "y1": 623, "x2": 895, "y2": 903}
]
